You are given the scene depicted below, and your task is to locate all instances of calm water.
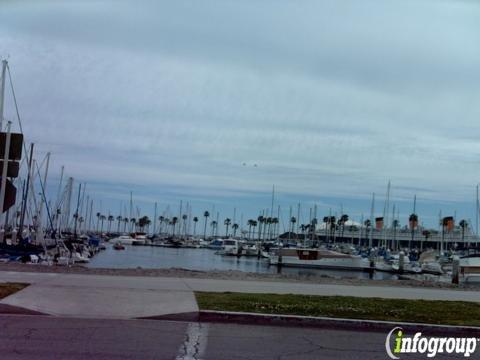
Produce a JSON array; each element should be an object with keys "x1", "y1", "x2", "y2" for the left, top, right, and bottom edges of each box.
[{"x1": 87, "y1": 244, "x2": 395, "y2": 280}]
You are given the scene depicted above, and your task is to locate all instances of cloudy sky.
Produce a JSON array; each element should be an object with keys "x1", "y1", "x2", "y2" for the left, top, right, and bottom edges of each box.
[{"x1": 1, "y1": 0, "x2": 479, "y2": 230}]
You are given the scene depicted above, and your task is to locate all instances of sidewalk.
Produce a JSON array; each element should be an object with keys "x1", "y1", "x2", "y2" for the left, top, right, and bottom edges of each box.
[{"x1": 0, "y1": 270, "x2": 478, "y2": 319}]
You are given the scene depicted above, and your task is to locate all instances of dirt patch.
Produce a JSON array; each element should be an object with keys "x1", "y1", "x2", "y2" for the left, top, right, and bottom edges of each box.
[{"x1": 0, "y1": 282, "x2": 29, "y2": 299}]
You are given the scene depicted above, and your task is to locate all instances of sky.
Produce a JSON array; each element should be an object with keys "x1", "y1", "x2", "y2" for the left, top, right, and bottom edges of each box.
[{"x1": 1, "y1": 0, "x2": 480, "y2": 232}]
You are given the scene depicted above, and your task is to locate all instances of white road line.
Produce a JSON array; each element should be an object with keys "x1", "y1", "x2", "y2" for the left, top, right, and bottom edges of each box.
[{"x1": 175, "y1": 322, "x2": 209, "y2": 360}]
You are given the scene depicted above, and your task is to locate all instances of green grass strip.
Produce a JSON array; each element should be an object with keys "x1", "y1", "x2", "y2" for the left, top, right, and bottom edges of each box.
[
  {"x1": 195, "y1": 291, "x2": 480, "y2": 327},
  {"x1": 0, "y1": 283, "x2": 28, "y2": 299}
]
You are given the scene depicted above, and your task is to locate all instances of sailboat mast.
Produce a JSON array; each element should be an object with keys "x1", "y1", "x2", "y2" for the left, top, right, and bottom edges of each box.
[
  {"x1": 369, "y1": 193, "x2": 375, "y2": 248},
  {"x1": 0, "y1": 59, "x2": 7, "y2": 131},
  {"x1": 296, "y1": 203, "x2": 300, "y2": 234},
  {"x1": 410, "y1": 194, "x2": 416, "y2": 249},
  {"x1": 476, "y1": 184, "x2": 479, "y2": 236},
  {"x1": 73, "y1": 183, "x2": 81, "y2": 237},
  {"x1": 19, "y1": 143, "x2": 34, "y2": 237},
  {"x1": 153, "y1": 202, "x2": 157, "y2": 234},
  {"x1": 383, "y1": 181, "x2": 391, "y2": 249},
  {"x1": 0, "y1": 121, "x2": 12, "y2": 236}
]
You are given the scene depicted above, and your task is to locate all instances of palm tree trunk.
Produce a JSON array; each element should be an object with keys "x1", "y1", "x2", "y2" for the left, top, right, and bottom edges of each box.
[{"x1": 203, "y1": 218, "x2": 208, "y2": 240}]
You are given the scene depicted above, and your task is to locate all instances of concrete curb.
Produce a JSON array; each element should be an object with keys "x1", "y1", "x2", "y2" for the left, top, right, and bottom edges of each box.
[
  {"x1": 0, "y1": 303, "x2": 50, "y2": 316},
  {"x1": 197, "y1": 311, "x2": 480, "y2": 335},
  {"x1": 141, "y1": 310, "x2": 480, "y2": 336}
]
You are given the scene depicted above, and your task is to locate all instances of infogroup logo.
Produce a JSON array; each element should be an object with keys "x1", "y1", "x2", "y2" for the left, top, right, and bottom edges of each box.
[{"x1": 385, "y1": 327, "x2": 479, "y2": 359}]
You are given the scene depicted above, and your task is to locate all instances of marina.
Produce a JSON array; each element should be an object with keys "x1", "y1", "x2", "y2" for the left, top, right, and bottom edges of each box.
[{"x1": 86, "y1": 243, "x2": 396, "y2": 280}]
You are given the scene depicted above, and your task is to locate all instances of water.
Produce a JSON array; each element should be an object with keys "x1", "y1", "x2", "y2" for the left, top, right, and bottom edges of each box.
[{"x1": 87, "y1": 245, "x2": 395, "y2": 280}]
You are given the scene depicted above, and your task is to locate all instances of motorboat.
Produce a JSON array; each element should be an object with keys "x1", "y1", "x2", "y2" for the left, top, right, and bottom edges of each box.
[
  {"x1": 110, "y1": 234, "x2": 135, "y2": 245},
  {"x1": 72, "y1": 251, "x2": 90, "y2": 263},
  {"x1": 241, "y1": 242, "x2": 259, "y2": 257},
  {"x1": 460, "y1": 254, "x2": 480, "y2": 281},
  {"x1": 207, "y1": 239, "x2": 224, "y2": 250},
  {"x1": 419, "y1": 250, "x2": 444, "y2": 275},
  {"x1": 113, "y1": 242, "x2": 125, "y2": 250},
  {"x1": 269, "y1": 248, "x2": 371, "y2": 270},
  {"x1": 221, "y1": 239, "x2": 241, "y2": 256},
  {"x1": 132, "y1": 232, "x2": 147, "y2": 246}
]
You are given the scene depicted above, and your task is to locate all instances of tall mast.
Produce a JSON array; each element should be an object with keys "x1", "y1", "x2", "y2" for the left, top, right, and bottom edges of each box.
[
  {"x1": 410, "y1": 194, "x2": 416, "y2": 249},
  {"x1": 38, "y1": 152, "x2": 50, "y2": 229},
  {"x1": 73, "y1": 183, "x2": 81, "y2": 237},
  {"x1": 19, "y1": 143, "x2": 34, "y2": 238},
  {"x1": 476, "y1": 184, "x2": 479, "y2": 236},
  {"x1": 89, "y1": 199, "x2": 93, "y2": 232},
  {"x1": 85, "y1": 195, "x2": 90, "y2": 232},
  {"x1": 0, "y1": 121, "x2": 12, "y2": 238},
  {"x1": 392, "y1": 203, "x2": 396, "y2": 251},
  {"x1": 55, "y1": 165, "x2": 64, "y2": 230},
  {"x1": 383, "y1": 180, "x2": 391, "y2": 248},
  {"x1": 129, "y1": 191, "x2": 133, "y2": 220},
  {"x1": 369, "y1": 193, "x2": 375, "y2": 248},
  {"x1": 179, "y1": 200, "x2": 183, "y2": 237},
  {"x1": 0, "y1": 59, "x2": 7, "y2": 131},
  {"x1": 270, "y1": 184, "x2": 275, "y2": 223},
  {"x1": 296, "y1": 202, "x2": 300, "y2": 234},
  {"x1": 63, "y1": 177, "x2": 74, "y2": 231},
  {"x1": 153, "y1": 202, "x2": 157, "y2": 234}
]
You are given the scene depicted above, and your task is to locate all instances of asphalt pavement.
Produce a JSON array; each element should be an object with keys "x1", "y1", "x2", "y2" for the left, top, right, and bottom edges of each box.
[{"x1": 0, "y1": 315, "x2": 466, "y2": 359}]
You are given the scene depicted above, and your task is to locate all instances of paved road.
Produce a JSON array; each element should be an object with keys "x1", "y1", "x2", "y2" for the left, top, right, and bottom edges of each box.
[
  {"x1": 0, "y1": 271, "x2": 478, "y2": 319},
  {"x1": 0, "y1": 315, "x2": 464, "y2": 359}
]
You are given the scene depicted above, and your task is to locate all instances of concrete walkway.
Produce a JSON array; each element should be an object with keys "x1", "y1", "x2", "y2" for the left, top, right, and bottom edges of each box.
[{"x1": 0, "y1": 271, "x2": 478, "y2": 319}]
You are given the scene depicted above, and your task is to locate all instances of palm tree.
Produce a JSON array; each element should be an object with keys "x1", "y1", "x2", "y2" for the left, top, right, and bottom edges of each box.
[
  {"x1": 130, "y1": 218, "x2": 136, "y2": 232},
  {"x1": 459, "y1": 219, "x2": 468, "y2": 243},
  {"x1": 265, "y1": 217, "x2": 272, "y2": 240},
  {"x1": 224, "y1": 218, "x2": 231, "y2": 237},
  {"x1": 290, "y1": 216, "x2": 296, "y2": 235},
  {"x1": 271, "y1": 217, "x2": 279, "y2": 239},
  {"x1": 363, "y1": 219, "x2": 371, "y2": 247},
  {"x1": 251, "y1": 220, "x2": 258, "y2": 239},
  {"x1": 409, "y1": 213, "x2": 418, "y2": 248},
  {"x1": 107, "y1": 215, "x2": 114, "y2": 233},
  {"x1": 138, "y1": 216, "x2": 150, "y2": 231},
  {"x1": 247, "y1": 219, "x2": 254, "y2": 240},
  {"x1": 123, "y1": 217, "x2": 129, "y2": 232},
  {"x1": 193, "y1": 216, "x2": 199, "y2": 236},
  {"x1": 182, "y1": 214, "x2": 188, "y2": 237},
  {"x1": 116, "y1": 216, "x2": 122, "y2": 232},
  {"x1": 171, "y1": 217, "x2": 178, "y2": 237},
  {"x1": 339, "y1": 214, "x2": 349, "y2": 239},
  {"x1": 409, "y1": 213, "x2": 419, "y2": 229},
  {"x1": 232, "y1": 223, "x2": 239, "y2": 237},
  {"x1": 158, "y1": 216, "x2": 165, "y2": 234},
  {"x1": 96, "y1": 212, "x2": 101, "y2": 232},
  {"x1": 310, "y1": 218, "x2": 318, "y2": 240},
  {"x1": 203, "y1": 211, "x2": 210, "y2": 240},
  {"x1": 100, "y1": 214, "x2": 106, "y2": 233},
  {"x1": 392, "y1": 219, "x2": 399, "y2": 250},
  {"x1": 300, "y1": 224, "x2": 306, "y2": 241},
  {"x1": 257, "y1": 216, "x2": 265, "y2": 241},
  {"x1": 210, "y1": 220, "x2": 217, "y2": 237}
]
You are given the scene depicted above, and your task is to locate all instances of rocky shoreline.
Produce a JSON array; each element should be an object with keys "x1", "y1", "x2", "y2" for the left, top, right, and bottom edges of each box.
[{"x1": 0, "y1": 262, "x2": 478, "y2": 290}]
